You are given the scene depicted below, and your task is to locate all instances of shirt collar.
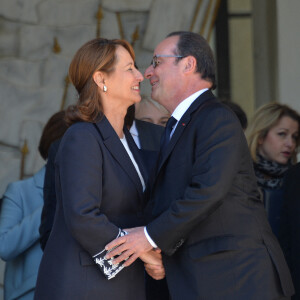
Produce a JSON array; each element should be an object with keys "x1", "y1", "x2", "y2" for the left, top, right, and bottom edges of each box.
[
  {"x1": 129, "y1": 120, "x2": 138, "y2": 137},
  {"x1": 172, "y1": 88, "x2": 209, "y2": 122}
]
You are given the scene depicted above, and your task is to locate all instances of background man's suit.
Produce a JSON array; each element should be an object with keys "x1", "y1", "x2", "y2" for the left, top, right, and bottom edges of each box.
[
  {"x1": 135, "y1": 119, "x2": 163, "y2": 151},
  {"x1": 145, "y1": 90, "x2": 294, "y2": 300},
  {"x1": 279, "y1": 162, "x2": 300, "y2": 299}
]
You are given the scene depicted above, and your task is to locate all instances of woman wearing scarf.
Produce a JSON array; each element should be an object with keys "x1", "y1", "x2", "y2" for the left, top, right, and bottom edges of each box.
[{"x1": 246, "y1": 102, "x2": 300, "y2": 237}]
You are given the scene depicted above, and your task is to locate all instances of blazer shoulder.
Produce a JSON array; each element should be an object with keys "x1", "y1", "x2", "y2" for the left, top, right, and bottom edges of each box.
[{"x1": 65, "y1": 121, "x2": 97, "y2": 135}]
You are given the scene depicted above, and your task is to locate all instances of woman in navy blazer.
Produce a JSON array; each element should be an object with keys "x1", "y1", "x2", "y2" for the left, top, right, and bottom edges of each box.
[{"x1": 34, "y1": 38, "x2": 160, "y2": 300}]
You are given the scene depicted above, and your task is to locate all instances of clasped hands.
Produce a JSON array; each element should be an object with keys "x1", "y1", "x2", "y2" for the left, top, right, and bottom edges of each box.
[{"x1": 105, "y1": 226, "x2": 165, "y2": 280}]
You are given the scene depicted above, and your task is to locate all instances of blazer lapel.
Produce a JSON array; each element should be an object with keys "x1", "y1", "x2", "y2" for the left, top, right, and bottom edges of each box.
[
  {"x1": 94, "y1": 117, "x2": 144, "y2": 198},
  {"x1": 156, "y1": 90, "x2": 216, "y2": 174}
]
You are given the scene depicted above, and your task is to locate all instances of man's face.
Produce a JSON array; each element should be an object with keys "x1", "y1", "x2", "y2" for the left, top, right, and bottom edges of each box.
[{"x1": 144, "y1": 36, "x2": 184, "y2": 113}]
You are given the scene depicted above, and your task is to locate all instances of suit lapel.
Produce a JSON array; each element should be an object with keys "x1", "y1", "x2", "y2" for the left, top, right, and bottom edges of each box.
[
  {"x1": 156, "y1": 90, "x2": 216, "y2": 174},
  {"x1": 94, "y1": 117, "x2": 144, "y2": 198}
]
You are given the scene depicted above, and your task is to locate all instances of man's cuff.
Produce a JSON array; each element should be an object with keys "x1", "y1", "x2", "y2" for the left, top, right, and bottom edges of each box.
[{"x1": 144, "y1": 226, "x2": 158, "y2": 248}]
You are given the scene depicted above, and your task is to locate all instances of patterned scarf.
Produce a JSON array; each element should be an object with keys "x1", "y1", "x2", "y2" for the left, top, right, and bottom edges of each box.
[{"x1": 253, "y1": 153, "x2": 291, "y2": 189}]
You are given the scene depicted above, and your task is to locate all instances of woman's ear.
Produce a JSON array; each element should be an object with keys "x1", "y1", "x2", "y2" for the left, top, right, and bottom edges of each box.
[
  {"x1": 93, "y1": 71, "x2": 105, "y2": 88},
  {"x1": 258, "y1": 136, "x2": 264, "y2": 145}
]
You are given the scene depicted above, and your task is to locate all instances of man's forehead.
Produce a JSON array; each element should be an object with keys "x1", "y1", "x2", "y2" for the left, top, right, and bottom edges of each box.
[{"x1": 154, "y1": 35, "x2": 179, "y2": 55}]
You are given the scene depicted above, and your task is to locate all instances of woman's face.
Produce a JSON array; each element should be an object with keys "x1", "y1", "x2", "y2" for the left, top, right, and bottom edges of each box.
[
  {"x1": 105, "y1": 46, "x2": 144, "y2": 109},
  {"x1": 258, "y1": 116, "x2": 299, "y2": 164}
]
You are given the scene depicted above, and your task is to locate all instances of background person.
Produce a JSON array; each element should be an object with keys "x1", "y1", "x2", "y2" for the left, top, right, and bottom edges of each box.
[
  {"x1": 34, "y1": 38, "x2": 162, "y2": 300},
  {"x1": 135, "y1": 95, "x2": 170, "y2": 126},
  {"x1": 0, "y1": 110, "x2": 67, "y2": 300},
  {"x1": 246, "y1": 102, "x2": 300, "y2": 236},
  {"x1": 279, "y1": 162, "x2": 300, "y2": 300},
  {"x1": 221, "y1": 100, "x2": 248, "y2": 130}
]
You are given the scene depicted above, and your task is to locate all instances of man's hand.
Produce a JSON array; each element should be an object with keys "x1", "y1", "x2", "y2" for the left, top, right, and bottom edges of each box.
[
  {"x1": 105, "y1": 226, "x2": 153, "y2": 267},
  {"x1": 145, "y1": 263, "x2": 166, "y2": 280},
  {"x1": 139, "y1": 248, "x2": 162, "y2": 265},
  {"x1": 141, "y1": 249, "x2": 166, "y2": 280}
]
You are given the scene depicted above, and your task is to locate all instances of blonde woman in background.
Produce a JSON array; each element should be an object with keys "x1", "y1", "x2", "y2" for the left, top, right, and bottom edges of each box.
[{"x1": 246, "y1": 102, "x2": 300, "y2": 236}]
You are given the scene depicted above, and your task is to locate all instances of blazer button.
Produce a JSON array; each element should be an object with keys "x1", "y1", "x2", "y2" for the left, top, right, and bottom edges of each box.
[{"x1": 174, "y1": 239, "x2": 184, "y2": 249}]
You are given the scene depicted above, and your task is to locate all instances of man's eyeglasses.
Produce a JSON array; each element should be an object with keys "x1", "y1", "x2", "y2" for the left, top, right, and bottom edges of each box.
[{"x1": 151, "y1": 54, "x2": 184, "y2": 68}]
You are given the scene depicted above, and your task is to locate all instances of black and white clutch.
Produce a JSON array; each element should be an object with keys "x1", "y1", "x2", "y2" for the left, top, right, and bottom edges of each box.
[{"x1": 92, "y1": 229, "x2": 128, "y2": 280}]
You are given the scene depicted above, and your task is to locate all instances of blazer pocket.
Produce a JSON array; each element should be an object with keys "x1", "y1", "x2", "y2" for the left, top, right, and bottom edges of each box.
[
  {"x1": 188, "y1": 235, "x2": 237, "y2": 260},
  {"x1": 79, "y1": 251, "x2": 95, "y2": 266}
]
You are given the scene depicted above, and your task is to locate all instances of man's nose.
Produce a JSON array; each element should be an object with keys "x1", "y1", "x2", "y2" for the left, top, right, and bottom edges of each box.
[{"x1": 144, "y1": 65, "x2": 153, "y2": 79}]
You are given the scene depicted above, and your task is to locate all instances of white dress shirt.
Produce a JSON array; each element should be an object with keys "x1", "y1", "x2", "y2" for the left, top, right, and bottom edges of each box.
[
  {"x1": 144, "y1": 88, "x2": 209, "y2": 248},
  {"x1": 129, "y1": 120, "x2": 141, "y2": 149}
]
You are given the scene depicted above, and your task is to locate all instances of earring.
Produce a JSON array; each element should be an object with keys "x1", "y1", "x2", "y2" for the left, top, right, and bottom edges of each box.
[{"x1": 103, "y1": 85, "x2": 107, "y2": 92}]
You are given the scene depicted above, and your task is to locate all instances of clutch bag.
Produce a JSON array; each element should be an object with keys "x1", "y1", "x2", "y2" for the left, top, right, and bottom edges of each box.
[{"x1": 92, "y1": 229, "x2": 128, "y2": 280}]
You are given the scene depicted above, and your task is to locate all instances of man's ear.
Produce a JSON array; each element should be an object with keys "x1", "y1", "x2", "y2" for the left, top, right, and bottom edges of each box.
[
  {"x1": 93, "y1": 71, "x2": 105, "y2": 88},
  {"x1": 183, "y1": 56, "x2": 197, "y2": 74}
]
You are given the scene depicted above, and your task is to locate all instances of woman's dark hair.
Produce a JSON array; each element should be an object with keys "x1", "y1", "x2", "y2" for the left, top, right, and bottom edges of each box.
[
  {"x1": 167, "y1": 31, "x2": 216, "y2": 89},
  {"x1": 66, "y1": 38, "x2": 135, "y2": 125},
  {"x1": 38, "y1": 110, "x2": 68, "y2": 160}
]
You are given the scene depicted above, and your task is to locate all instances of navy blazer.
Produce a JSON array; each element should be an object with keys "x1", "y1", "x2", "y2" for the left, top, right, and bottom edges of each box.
[
  {"x1": 35, "y1": 117, "x2": 147, "y2": 300},
  {"x1": 39, "y1": 119, "x2": 163, "y2": 251},
  {"x1": 146, "y1": 90, "x2": 294, "y2": 300}
]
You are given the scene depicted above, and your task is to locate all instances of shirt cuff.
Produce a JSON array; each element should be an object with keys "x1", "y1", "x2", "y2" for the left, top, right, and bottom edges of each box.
[{"x1": 144, "y1": 226, "x2": 158, "y2": 248}]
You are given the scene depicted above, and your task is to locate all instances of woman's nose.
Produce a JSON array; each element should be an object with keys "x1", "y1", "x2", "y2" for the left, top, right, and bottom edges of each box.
[
  {"x1": 136, "y1": 70, "x2": 144, "y2": 82},
  {"x1": 286, "y1": 136, "x2": 295, "y2": 148}
]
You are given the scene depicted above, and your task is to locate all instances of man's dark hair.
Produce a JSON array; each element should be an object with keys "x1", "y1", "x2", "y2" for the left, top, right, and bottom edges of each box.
[
  {"x1": 222, "y1": 100, "x2": 248, "y2": 130},
  {"x1": 167, "y1": 31, "x2": 216, "y2": 89}
]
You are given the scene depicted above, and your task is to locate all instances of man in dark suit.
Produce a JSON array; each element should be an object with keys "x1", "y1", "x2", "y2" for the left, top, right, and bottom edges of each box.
[{"x1": 106, "y1": 31, "x2": 294, "y2": 299}]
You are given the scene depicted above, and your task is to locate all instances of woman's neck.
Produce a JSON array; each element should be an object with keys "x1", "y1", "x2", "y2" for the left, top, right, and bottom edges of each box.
[{"x1": 104, "y1": 108, "x2": 126, "y2": 138}]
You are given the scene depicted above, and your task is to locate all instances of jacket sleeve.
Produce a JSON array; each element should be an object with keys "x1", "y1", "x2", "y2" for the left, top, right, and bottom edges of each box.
[
  {"x1": 57, "y1": 126, "x2": 119, "y2": 256},
  {"x1": 0, "y1": 182, "x2": 42, "y2": 261},
  {"x1": 147, "y1": 106, "x2": 245, "y2": 255}
]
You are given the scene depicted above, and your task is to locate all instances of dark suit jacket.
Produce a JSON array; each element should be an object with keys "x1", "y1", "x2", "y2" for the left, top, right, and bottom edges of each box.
[
  {"x1": 39, "y1": 119, "x2": 163, "y2": 251},
  {"x1": 279, "y1": 162, "x2": 300, "y2": 300},
  {"x1": 135, "y1": 119, "x2": 163, "y2": 151},
  {"x1": 35, "y1": 117, "x2": 147, "y2": 300},
  {"x1": 145, "y1": 90, "x2": 294, "y2": 300}
]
